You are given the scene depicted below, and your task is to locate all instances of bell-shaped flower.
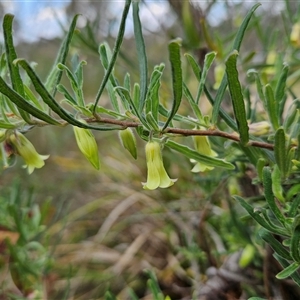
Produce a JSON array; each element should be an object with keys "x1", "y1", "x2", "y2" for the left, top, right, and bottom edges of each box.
[
  {"x1": 142, "y1": 141, "x2": 176, "y2": 190},
  {"x1": 9, "y1": 132, "x2": 49, "y2": 174},
  {"x1": 119, "y1": 128, "x2": 137, "y2": 159},
  {"x1": 191, "y1": 135, "x2": 218, "y2": 172},
  {"x1": 73, "y1": 123, "x2": 100, "y2": 170}
]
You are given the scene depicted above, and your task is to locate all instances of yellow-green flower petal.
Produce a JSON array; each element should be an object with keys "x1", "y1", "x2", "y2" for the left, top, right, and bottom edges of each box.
[
  {"x1": 142, "y1": 141, "x2": 176, "y2": 190},
  {"x1": 191, "y1": 135, "x2": 217, "y2": 173},
  {"x1": 9, "y1": 132, "x2": 49, "y2": 174},
  {"x1": 73, "y1": 123, "x2": 100, "y2": 170}
]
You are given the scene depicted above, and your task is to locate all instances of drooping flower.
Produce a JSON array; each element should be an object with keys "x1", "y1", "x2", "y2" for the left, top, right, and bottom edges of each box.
[
  {"x1": 73, "y1": 123, "x2": 100, "y2": 170},
  {"x1": 119, "y1": 128, "x2": 137, "y2": 159},
  {"x1": 142, "y1": 141, "x2": 176, "y2": 190},
  {"x1": 9, "y1": 132, "x2": 49, "y2": 174},
  {"x1": 191, "y1": 135, "x2": 218, "y2": 172}
]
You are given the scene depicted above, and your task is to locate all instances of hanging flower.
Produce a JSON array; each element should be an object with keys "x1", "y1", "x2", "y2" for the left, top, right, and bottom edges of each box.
[
  {"x1": 9, "y1": 132, "x2": 49, "y2": 174},
  {"x1": 142, "y1": 141, "x2": 176, "y2": 190},
  {"x1": 119, "y1": 128, "x2": 137, "y2": 159},
  {"x1": 191, "y1": 135, "x2": 218, "y2": 172},
  {"x1": 73, "y1": 122, "x2": 100, "y2": 170}
]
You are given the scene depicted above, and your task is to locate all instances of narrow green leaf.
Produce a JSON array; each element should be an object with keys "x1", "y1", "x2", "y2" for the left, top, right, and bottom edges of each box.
[
  {"x1": 57, "y1": 63, "x2": 85, "y2": 106},
  {"x1": 225, "y1": 50, "x2": 249, "y2": 145},
  {"x1": 17, "y1": 59, "x2": 119, "y2": 130},
  {"x1": 133, "y1": 83, "x2": 140, "y2": 110},
  {"x1": 271, "y1": 164, "x2": 285, "y2": 202},
  {"x1": 259, "y1": 229, "x2": 292, "y2": 260},
  {"x1": 183, "y1": 82, "x2": 203, "y2": 122},
  {"x1": 98, "y1": 43, "x2": 128, "y2": 111},
  {"x1": 0, "y1": 77, "x2": 61, "y2": 125},
  {"x1": 0, "y1": 120, "x2": 16, "y2": 129},
  {"x1": 196, "y1": 51, "x2": 216, "y2": 104},
  {"x1": 185, "y1": 53, "x2": 201, "y2": 81},
  {"x1": 211, "y1": 3, "x2": 261, "y2": 124},
  {"x1": 115, "y1": 87, "x2": 149, "y2": 129},
  {"x1": 23, "y1": 84, "x2": 44, "y2": 110},
  {"x1": 57, "y1": 84, "x2": 77, "y2": 105},
  {"x1": 93, "y1": 0, "x2": 131, "y2": 112},
  {"x1": 274, "y1": 254, "x2": 300, "y2": 286},
  {"x1": 45, "y1": 14, "x2": 80, "y2": 96},
  {"x1": 123, "y1": 73, "x2": 131, "y2": 94},
  {"x1": 275, "y1": 63, "x2": 289, "y2": 105},
  {"x1": 3, "y1": 14, "x2": 31, "y2": 123},
  {"x1": 265, "y1": 84, "x2": 280, "y2": 130},
  {"x1": 263, "y1": 166, "x2": 286, "y2": 226},
  {"x1": 284, "y1": 101, "x2": 298, "y2": 131},
  {"x1": 166, "y1": 140, "x2": 235, "y2": 170},
  {"x1": 248, "y1": 69, "x2": 267, "y2": 109},
  {"x1": 162, "y1": 38, "x2": 183, "y2": 130},
  {"x1": 276, "y1": 261, "x2": 300, "y2": 279},
  {"x1": 145, "y1": 65, "x2": 164, "y2": 122},
  {"x1": 288, "y1": 194, "x2": 300, "y2": 218},
  {"x1": 204, "y1": 85, "x2": 238, "y2": 131},
  {"x1": 234, "y1": 195, "x2": 288, "y2": 236},
  {"x1": 132, "y1": 0, "x2": 148, "y2": 112},
  {"x1": 274, "y1": 127, "x2": 287, "y2": 178},
  {"x1": 291, "y1": 217, "x2": 300, "y2": 263},
  {"x1": 146, "y1": 112, "x2": 160, "y2": 131},
  {"x1": 158, "y1": 104, "x2": 199, "y2": 126}
]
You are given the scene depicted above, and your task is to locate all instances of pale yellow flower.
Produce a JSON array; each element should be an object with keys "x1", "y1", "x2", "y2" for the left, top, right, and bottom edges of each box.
[
  {"x1": 142, "y1": 141, "x2": 176, "y2": 190},
  {"x1": 191, "y1": 135, "x2": 217, "y2": 172},
  {"x1": 9, "y1": 132, "x2": 49, "y2": 174}
]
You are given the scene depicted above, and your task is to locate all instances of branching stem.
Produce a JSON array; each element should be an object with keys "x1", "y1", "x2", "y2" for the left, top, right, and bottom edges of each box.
[{"x1": 86, "y1": 116, "x2": 274, "y2": 150}]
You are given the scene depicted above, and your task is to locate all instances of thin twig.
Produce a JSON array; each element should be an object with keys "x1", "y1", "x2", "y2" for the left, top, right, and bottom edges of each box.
[{"x1": 86, "y1": 116, "x2": 275, "y2": 151}]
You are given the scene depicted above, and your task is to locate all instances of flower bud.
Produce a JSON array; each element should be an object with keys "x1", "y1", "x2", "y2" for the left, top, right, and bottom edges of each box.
[
  {"x1": 248, "y1": 121, "x2": 270, "y2": 136},
  {"x1": 119, "y1": 128, "x2": 137, "y2": 159},
  {"x1": 8, "y1": 131, "x2": 49, "y2": 174},
  {"x1": 73, "y1": 123, "x2": 100, "y2": 170},
  {"x1": 142, "y1": 141, "x2": 176, "y2": 190}
]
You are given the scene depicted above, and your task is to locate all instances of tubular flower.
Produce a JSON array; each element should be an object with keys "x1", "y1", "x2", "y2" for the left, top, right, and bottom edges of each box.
[
  {"x1": 9, "y1": 132, "x2": 49, "y2": 174},
  {"x1": 73, "y1": 123, "x2": 100, "y2": 170},
  {"x1": 142, "y1": 141, "x2": 176, "y2": 190},
  {"x1": 119, "y1": 128, "x2": 137, "y2": 159},
  {"x1": 191, "y1": 135, "x2": 218, "y2": 172}
]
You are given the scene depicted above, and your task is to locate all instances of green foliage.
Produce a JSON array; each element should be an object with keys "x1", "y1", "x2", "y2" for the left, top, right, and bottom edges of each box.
[{"x1": 1, "y1": 0, "x2": 300, "y2": 298}]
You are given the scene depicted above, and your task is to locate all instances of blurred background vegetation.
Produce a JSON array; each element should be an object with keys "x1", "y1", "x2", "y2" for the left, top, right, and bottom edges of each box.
[{"x1": 1, "y1": 1, "x2": 300, "y2": 299}]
